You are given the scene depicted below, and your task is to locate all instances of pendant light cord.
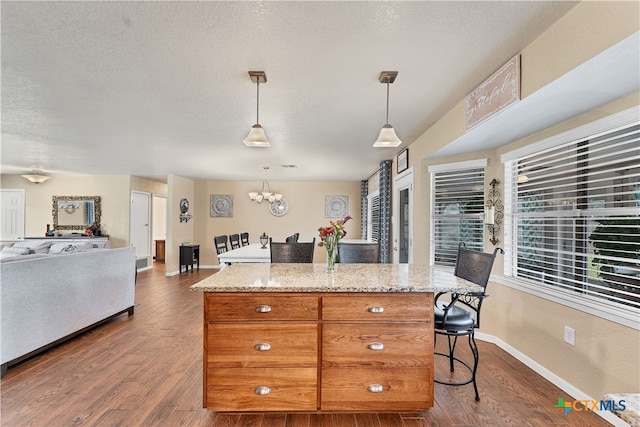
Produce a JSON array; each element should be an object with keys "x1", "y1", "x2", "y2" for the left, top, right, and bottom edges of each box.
[
  {"x1": 385, "y1": 80, "x2": 390, "y2": 125},
  {"x1": 256, "y1": 80, "x2": 260, "y2": 125}
]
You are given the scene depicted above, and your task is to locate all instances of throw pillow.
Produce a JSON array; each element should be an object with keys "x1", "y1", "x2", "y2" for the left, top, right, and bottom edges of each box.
[
  {"x1": 12, "y1": 240, "x2": 53, "y2": 254},
  {"x1": 0, "y1": 246, "x2": 30, "y2": 259},
  {"x1": 49, "y1": 243, "x2": 77, "y2": 254}
]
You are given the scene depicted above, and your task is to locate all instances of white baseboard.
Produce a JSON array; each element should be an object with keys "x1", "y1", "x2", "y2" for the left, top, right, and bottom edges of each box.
[{"x1": 475, "y1": 332, "x2": 629, "y2": 426}]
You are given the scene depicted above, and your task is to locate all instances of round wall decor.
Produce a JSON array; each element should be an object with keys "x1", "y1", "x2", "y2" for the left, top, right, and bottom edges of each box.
[{"x1": 269, "y1": 198, "x2": 288, "y2": 217}]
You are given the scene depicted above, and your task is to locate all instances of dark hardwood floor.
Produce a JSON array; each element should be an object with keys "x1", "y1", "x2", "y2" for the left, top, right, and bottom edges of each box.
[{"x1": 1, "y1": 264, "x2": 609, "y2": 426}]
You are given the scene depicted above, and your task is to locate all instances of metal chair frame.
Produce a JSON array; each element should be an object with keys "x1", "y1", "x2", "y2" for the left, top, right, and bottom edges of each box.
[
  {"x1": 337, "y1": 242, "x2": 380, "y2": 263},
  {"x1": 434, "y1": 242, "x2": 503, "y2": 401},
  {"x1": 269, "y1": 238, "x2": 315, "y2": 263}
]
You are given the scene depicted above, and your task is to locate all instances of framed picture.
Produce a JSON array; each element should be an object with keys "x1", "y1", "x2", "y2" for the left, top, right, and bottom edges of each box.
[
  {"x1": 325, "y1": 195, "x2": 348, "y2": 218},
  {"x1": 397, "y1": 148, "x2": 408, "y2": 173},
  {"x1": 210, "y1": 194, "x2": 233, "y2": 217}
]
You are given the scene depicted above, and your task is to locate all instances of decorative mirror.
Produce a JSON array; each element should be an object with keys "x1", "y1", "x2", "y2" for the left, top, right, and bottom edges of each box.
[{"x1": 52, "y1": 195, "x2": 101, "y2": 230}]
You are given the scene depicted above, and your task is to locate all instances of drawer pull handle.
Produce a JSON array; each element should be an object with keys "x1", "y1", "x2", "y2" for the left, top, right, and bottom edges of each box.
[
  {"x1": 254, "y1": 343, "x2": 271, "y2": 351},
  {"x1": 255, "y1": 305, "x2": 272, "y2": 313},
  {"x1": 254, "y1": 386, "x2": 271, "y2": 395},
  {"x1": 368, "y1": 342, "x2": 384, "y2": 351},
  {"x1": 367, "y1": 306, "x2": 384, "y2": 313},
  {"x1": 367, "y1": 384, "x2": 384, "y2": 393}
]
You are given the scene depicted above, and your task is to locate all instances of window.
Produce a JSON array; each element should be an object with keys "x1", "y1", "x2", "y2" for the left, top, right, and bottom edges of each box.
[
  {"x1": 503, "y1": 109, "x2": 640, "y2": 318},
  {"x1": 430, "y1": 160, "x2": 487, "y2": 266}
]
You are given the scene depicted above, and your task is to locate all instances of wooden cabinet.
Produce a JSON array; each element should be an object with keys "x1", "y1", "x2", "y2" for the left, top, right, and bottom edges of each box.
[
  {"x1": 179, "y1": 244, "x2": 199, "y2": 273},
  {"x1": 204, "y1": 294, "x2": 318, "y2": 411},
  {"x1": 203, "y1": 292, "x2": 434, "y2": 413},
  {"x1": 321, "y1": 294, "x2": 433, "y2": 411}
]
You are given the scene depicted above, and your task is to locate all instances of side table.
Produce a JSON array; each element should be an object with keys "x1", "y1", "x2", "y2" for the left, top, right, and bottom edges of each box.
[{"x1": 180, "y1": 244, "x2": 200, "y2": 273}]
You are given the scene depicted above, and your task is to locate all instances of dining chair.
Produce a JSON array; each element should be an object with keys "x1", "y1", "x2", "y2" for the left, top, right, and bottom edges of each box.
[
  {"x1": 214, "y1": 235, "x2": 229, "y2": 255},
  {"x1": 270, "y1": 238, "x2": 315, "y2": 263},
  {"x1": 229, "y1": 234, "x2": 241, "y2": 250},
  {"x1": 337, "y1": 242, "x2": 380, "y2": 263},
  {"x1": 434, "y1": 242, "x2": 503, "y2": 401},
  {"x1": 240, "y1": 232, "x2": 250, "y2": 246},
  {"x1": 285, "y1": 232, "x2": 300, "y2": 243}
]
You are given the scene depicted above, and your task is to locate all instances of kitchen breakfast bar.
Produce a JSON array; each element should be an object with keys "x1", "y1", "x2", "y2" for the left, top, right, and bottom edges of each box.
[{"x1": 190, "y1": 263, "x2": 482, "y2": 413}]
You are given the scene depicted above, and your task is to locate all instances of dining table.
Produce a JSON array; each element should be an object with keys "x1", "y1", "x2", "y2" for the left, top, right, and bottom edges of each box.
[{"x1": 217, "y1": 243, "x2": 270, "y2": 264}]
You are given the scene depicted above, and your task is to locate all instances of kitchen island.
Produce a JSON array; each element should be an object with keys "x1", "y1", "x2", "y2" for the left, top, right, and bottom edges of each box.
[{"x1": 191, "y1": 263, "x2": 482, "y2": 413}]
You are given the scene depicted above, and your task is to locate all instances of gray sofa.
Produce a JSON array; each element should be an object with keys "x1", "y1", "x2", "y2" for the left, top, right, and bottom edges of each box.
[{"x1": 0, "y1": 246, "x2": 136, "y2": 377}]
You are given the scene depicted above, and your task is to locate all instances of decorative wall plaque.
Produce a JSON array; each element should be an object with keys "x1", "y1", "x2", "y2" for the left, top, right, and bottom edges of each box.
[
  {"x1": 325, "y1": 195, "x2": 348, "y2": 218},
  {"x1": 465, "y1": 55, "x2": 520, "y2": 130},
  {"x1": 210, "y1": 194, "x2": 233, "y2": 217}
]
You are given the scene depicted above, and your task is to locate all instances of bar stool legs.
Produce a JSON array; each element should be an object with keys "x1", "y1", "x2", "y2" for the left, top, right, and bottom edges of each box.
[{"x1": 434, "y1": 330, "x2": 480, "y2": 401}]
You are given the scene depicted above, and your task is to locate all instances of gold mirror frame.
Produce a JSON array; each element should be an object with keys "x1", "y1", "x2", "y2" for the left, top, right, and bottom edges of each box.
[{"x1": 52, "y1": 195, "x2": 101, "y2": 230}]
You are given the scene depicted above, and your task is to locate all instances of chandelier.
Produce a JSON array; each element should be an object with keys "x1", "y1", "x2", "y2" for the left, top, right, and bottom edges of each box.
[{"x1": 249, "y1": 166, "x2": 282, "y2": 204}]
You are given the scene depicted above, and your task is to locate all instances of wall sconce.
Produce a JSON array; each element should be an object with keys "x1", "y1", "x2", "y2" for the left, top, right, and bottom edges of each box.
[{"x1": 485, "y1": 178, "x2": 503, "y2": 245}]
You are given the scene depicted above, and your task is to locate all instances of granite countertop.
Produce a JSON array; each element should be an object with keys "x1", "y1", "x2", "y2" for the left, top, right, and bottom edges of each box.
[
  {"x1": 602, "y1": 393, "x2": 639, "y2": 426},
  {"x1": 190, "y1": 263, "x2": 483, "y2": 293}
]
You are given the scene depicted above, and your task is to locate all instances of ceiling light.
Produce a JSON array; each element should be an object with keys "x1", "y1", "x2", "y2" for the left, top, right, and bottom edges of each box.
[
  {"x1": 373, "y1": 71, "x2": 402, "y2": 148},
  {"x1": 249, "y1": 166, "x2": 282, "y2": 204},
  {"x1": 21, "y1": 170, "x2": 51, "y2": 184},
  {"x1": 243, "y1": 71, "x2": 270, "y2": 147}
]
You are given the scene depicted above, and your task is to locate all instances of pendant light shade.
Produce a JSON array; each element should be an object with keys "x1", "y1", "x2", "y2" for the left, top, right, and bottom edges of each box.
[
  {"x1": 373, "y1": 71, "x2": 402, "y2": 148},
  {"x1": 21, "y1": 170, "x2": 51, "y2": 184},
  {"x1": 244, "y1": 124, "x2": 270, "y2": 147},
  {"x1": 374, "y1": 124, "x2": 402, "y2": 147},
  {"x1": 243, "y1": 71, "x2": 271, "y2": 148}
]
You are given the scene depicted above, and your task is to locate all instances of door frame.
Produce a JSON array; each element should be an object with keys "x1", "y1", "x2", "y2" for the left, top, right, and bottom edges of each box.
[
  {"x1": 130, "y1": 190, "x2": 151, "y2": 267},
  {"x1": 393, "y1": 168, "x2": 413, "y2": 264}
]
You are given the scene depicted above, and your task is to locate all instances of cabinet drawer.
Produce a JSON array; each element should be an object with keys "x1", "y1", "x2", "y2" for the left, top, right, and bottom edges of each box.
[
  {"x1": 207, "y1": 367, "x2": 317, "y2": 411},
  {"x1": 207, "y1": 323, "x2": 318, "y2": 367},
  {"x1": 322, "y1": 294, "x2": 432, "y2": 321},
  {"x1": 206, "y1": 294, "x2": 318, "y2": 321},
  {"x1": 321, "y1": 367, "x2": 432, "y2": 411},
  {"x1": 322, "y1": 323, "x2": 431, "y2": 367}
]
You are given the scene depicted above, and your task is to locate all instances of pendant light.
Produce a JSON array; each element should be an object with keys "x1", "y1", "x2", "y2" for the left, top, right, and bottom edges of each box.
[
  {"x1": 373, "y1": 71, "x2": 402, "y2": 148},
  {"x1": 243, "y1": 71, "x2": 271, "y2": 147}
]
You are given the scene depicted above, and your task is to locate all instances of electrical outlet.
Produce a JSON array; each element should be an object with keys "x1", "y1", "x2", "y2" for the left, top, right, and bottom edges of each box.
[{"x1": 564, "y1": 326, "x2": 575, "y2": 346}]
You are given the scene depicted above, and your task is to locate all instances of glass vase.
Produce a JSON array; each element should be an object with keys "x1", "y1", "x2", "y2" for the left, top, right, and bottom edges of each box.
[{"x1": 326, "y1": 243, "x2": 337, "y2": 273}]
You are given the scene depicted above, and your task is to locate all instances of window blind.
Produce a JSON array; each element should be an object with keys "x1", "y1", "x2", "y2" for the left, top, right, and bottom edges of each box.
[
  {"x1": 506, "y1": 122, "x2": 640, "y2": 309},
  {"x1": 369, "y1": 194, "x2": 380, "y2": 243},
  {"x1": 432, "y1": 167, "x2": 485, "y2": 266}
]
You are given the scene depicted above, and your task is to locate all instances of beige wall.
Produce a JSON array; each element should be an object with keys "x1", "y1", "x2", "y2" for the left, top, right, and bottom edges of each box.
[
  {"x1": 166, "y1": 174, "x2": 195, "y2": 273},
  {"x1": 1, "y1": 174, "x2": 131, "y2": 248},
  {"x1": 193, "y1": 180, "x2": 362, "y2": 266},
  {"x1": 401, "y1": 1, "x2": 640, "y2": 400}
]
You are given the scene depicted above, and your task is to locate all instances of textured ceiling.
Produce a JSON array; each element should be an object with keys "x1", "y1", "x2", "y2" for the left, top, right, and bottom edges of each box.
[{"x1": 1, "y1": 1, "x2": 584, "y2": 181}]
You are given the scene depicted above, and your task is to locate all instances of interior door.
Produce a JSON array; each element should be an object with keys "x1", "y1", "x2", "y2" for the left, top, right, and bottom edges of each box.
[
  {"x1": 393, "y1": 169, "x2": 413, "y2": 264},
  {"x1": 1, "y1": 189, "x2": 25, "y2": 240},
  {"x1": 130, "y1": 191, "x2": 150, "y2": 260}
]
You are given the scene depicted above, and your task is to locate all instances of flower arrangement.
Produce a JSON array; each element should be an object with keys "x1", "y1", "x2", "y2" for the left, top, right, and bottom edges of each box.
[{"x1": 318, "y1": 215, "x2": 352, "y2": 272}]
